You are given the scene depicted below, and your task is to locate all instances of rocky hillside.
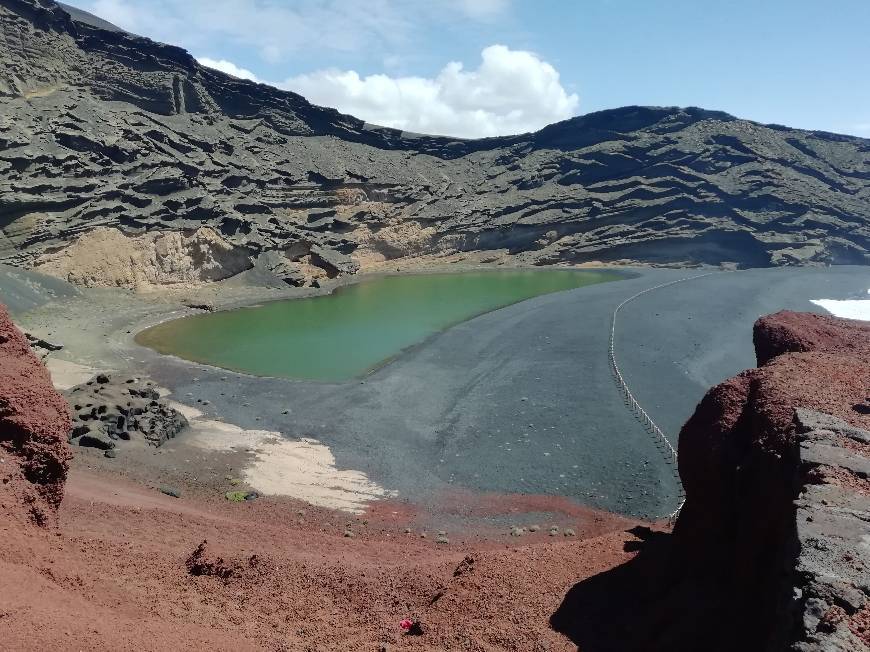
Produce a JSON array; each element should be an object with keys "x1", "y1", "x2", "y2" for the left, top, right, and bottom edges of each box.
[{"x1": 1, "y1": 0, "x2": 869, "y2": 288}]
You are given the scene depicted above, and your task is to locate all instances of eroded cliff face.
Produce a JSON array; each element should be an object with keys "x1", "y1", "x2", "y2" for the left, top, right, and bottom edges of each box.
[
  {"x1": 1, "y1": 0, "x2": 869, "y2": 285},
  {"x1": 0, "y1": 302, "x2": 71, "y2": 528},
  {"x1": 552, "y1": 312, "x2": 869, "y2": 651},
  {"x1": 33, "y1": 226, "x2": 253, "y2": 290},
  {"x1": 675, "y1": 312, "x2": 870, "y2": 651}
]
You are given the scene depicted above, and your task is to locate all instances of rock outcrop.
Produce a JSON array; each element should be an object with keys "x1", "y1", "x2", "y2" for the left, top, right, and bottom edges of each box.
[
  {"x1": 0, "y1": 302, "x2": 71, "y2": 528},
  {"x1": 66, "y1": 373, "x2": 188, "y2": 452},
  {"x1": 674, "y1": 311, "x2": 870, "y2": 650},
  {"x1": 552, "y1": 312, "x2": 869, "y2": 651},
  {"x1": 1, "y1": 0, "x2": 868, "y2": 284},
  {"x1": 34, "y1": 226, "x2": 252, "y2": 290}
]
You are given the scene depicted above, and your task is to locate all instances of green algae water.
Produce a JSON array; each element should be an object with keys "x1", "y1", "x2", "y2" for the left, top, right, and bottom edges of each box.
[{"x1": 136, "y1": 270, "x2": 620, "y2": 381}]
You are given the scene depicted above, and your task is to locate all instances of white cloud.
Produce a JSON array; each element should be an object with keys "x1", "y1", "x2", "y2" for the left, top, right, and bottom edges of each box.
[
  {"x1": 196, "y1": 58, "x2": 259, "y2": 82},
  {"x1": 274, "y1": 45, "x2": 579, "y2": 138},
  {"x1": 76, "y1": 0, "x2": 511, "y2": 64},
  {"x1": 851, "y1": 123, "x2": 870, "y2": 134}
]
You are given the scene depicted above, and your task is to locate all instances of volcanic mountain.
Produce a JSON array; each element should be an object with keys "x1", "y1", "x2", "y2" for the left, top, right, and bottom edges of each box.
[{"x1": 1, "y1": 0, "x2": 869, "y2": 287}]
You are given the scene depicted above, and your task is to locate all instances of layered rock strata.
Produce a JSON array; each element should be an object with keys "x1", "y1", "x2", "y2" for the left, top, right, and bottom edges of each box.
[{"x1": 1, "y1": 0, "x2": 868, "y2": 287}]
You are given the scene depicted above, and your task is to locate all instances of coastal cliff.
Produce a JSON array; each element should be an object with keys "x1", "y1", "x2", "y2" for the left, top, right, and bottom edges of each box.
[
  {"x1": 553, "y1": 311, "x2": 870, "y2": 651},
  {"x1": 677, "y1": 310, "x2": 870, "y2": 650}
]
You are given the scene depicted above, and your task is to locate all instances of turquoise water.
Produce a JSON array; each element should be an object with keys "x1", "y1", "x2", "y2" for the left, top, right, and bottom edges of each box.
[{"x1": 136, "y1": 269, "x2": 621, "y2": 381}]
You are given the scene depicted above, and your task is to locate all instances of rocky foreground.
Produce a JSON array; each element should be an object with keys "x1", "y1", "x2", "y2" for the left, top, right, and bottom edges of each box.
[{"x1": 1, "y1": 0, "x2": 869, "y2": 291}]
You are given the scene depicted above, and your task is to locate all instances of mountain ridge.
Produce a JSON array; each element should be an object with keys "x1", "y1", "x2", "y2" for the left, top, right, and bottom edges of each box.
[{"x1": 2, "y1": 0, "x2": 869, "y2": 287}]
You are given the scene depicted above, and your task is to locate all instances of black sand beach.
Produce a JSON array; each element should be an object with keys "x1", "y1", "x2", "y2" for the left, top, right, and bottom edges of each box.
[{"x1": 76, "y1": 265, "x2": 867, "y2": 522}]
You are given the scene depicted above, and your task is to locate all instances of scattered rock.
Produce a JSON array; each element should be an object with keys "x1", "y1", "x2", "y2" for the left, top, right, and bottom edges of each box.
[
  {"x1": 159, "y1": 486, "x2": 181, "y2": 498},
  {"x1": 78, "y1": 433, "x2": 114, "y2": 450},
  {"x1": 65, "y1": 373, "x2": 188, "y2": 448}
]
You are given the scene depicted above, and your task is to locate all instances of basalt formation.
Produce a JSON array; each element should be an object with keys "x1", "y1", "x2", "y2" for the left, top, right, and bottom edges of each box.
[
  {"x1": 66, "y1": 373, "x2": 188, "y2": 453},
  {"x1": 678, "y1": 311, "x2": 870, "y2": 651},
  {"x1": 553, "y1": 312, "x2": 870, "y2": 651},
  {"x1": 1, "y1": 0, "x2": 869, "y2": 291}
]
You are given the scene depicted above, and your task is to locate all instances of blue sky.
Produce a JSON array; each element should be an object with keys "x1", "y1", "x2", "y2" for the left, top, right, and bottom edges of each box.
[{"x1": 69, "y1": 0, "x2": 870, "y2": 138}]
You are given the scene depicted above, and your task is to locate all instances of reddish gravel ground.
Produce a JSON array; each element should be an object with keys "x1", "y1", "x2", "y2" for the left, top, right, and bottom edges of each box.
[{"x1": 0, "y1": 467, "x2": 645, "y2": 651}]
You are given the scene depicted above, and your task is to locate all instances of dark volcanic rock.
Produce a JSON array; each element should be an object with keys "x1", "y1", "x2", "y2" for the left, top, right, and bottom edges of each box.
[
  {"x1": 1, "y1": 0, "x2": 869, "y2": 276},
  {"x1": 0, "y1": 301, "x2": 71, "y2": 528},
  {"x1": 66, "y1": 374, "x2": 188, "y2": 448}
]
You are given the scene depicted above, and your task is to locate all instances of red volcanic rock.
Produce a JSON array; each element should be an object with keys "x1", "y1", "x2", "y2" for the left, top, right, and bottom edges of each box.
[
  {"x1": 753, "y1": 309, "x2": 870, "y2": 366},
  {"x1": 680, "y1": 313, "x2": 870, "y2": 538},
  {"x1": 674, "y1": 311, "x2": 870, "y2": 650},
  {"x1": 0, "y1": 303, "x2": 71, "y2": 527}
]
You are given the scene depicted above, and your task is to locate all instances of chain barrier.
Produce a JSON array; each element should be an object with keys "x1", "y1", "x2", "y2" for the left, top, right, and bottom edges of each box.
[{"x1": 608, "y1": 272, "x2": 719, "y2": 524}]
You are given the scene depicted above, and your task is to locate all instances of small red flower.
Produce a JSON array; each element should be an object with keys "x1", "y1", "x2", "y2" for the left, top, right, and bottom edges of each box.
[{"x1": 400, "y1": 619, "x2": 413, "y2": 631}]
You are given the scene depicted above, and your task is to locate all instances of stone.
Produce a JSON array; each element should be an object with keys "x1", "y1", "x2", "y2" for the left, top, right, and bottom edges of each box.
[
  {"x1": 159, "y1": 486, "x2": 181, "y2": 498},
  {"x1": 78, "y1": 433, "x2": 115, "y2": 450}
]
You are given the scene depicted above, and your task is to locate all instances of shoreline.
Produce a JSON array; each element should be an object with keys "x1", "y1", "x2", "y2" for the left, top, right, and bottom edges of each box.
[
  {"x1": 5, "y1": 262, "x2": 867, "y2": 532},
  {"x1": 133, "y1": 266, "x2": 636, "y2": 383},
  {"x1": 16, "y1": 260, "x2": 658, "y2": 533}
]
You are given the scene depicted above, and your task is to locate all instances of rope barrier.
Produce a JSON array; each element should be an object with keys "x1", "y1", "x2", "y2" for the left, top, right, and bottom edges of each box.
[{"x1": 608, "y1": 272, "x2": 719, "y2": 524}]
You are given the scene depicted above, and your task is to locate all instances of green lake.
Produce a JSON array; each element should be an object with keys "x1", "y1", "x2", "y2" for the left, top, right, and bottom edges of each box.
[{"x1": 136, "y1": 269, "x2": 622, "y2": 381}]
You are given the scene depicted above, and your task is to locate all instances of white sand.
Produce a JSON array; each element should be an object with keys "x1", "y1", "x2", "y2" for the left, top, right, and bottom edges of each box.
[
  {"x1": 183, "y1": 409, "x2": 393, "y2": 513},
  {"x1": 44, "y1": 358, "x2": 99, "y2": 390},
  {"x1": 811, "y1": 289, "x2": 870, "y2": 321}
]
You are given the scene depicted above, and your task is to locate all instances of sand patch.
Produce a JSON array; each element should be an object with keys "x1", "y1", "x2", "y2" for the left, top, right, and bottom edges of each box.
[
  {"x1": 45, "y1": 358, "x2": 98, "y2": 390},
  {"x1": 184, "y1": 412, "x2": 393, "y2": 513},
  {"x1": 166, "y1": 400, "x2": 202, "y2": 421}
]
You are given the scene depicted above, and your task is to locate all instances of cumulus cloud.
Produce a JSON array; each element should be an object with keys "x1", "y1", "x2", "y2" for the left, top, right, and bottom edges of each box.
[
  {"x1": 273, "y1": 45, "x2": 579, "y2": 138},
  {"x1": 198, "y1": 45, "x2": 578, "y2": 138}
]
